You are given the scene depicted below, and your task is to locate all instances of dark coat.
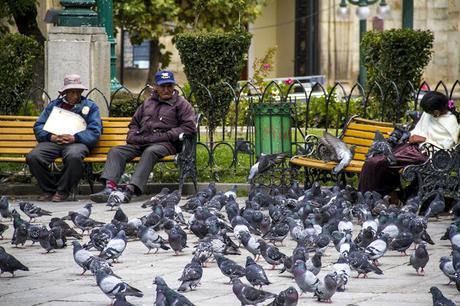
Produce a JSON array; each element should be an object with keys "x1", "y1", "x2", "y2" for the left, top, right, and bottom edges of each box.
[
  {"x1": 126, "y1": 90, "x2": 196, "y2": 154},
  {"x1": 33, "y1": 97, "x2": 102, "y2": 149}
]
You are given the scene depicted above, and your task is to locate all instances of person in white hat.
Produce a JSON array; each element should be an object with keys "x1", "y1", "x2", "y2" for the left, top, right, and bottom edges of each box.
[{"x1": 26, "y1": 74, "x2": 102, "y2": 202}]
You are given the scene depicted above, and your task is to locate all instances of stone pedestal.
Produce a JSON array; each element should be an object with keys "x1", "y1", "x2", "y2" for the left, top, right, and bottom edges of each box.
[{"x1": 45, "y1": 26, "x2": 110, "y2": 115}]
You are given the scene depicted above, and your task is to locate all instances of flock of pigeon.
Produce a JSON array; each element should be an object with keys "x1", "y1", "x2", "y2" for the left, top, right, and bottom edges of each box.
[{"x1": 0, "y1": 181, "x2": 459, "y2": 305}]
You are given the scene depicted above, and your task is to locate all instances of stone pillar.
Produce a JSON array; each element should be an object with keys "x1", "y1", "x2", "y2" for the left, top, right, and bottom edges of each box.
[{"x1": 45, "y1": 26, "x2": 110, "y2": 115}]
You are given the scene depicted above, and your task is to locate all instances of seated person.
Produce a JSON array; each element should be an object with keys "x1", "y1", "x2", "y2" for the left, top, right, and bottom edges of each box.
[
  {"x1": 26, "y1": 74, "x2": 102, "y2": 202},
  {"x1": 90, "y1": 70, "x2": 196, "y2": 203},
  {"x1": 358, "y1": 91, "x2": 460, "y2": 197}
]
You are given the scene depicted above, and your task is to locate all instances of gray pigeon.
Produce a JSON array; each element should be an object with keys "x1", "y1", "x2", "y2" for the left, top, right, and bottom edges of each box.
[
  {"x1": 137, "y1": 225, "x2": 170, "y2": 254},
  {"x1": 141, "y1": 187, "x2": 170, "y2": 208},
  {"x1": 332, "y1": 256, "x2": 351, "y2": 292},
  {"x1": 317, "y1": 131, "x2": 355, "y2": 174},
  {"x1": 245, "y1": 256, "x2": 271, "y2": 288},
  {"x1": 366, "y1": 130, "x2": 396, "y2": 164},
  {"x1": 232, "y1": 278, "x2": 276, "y2": 305},
  {"x1": 178, "y1": 257, "x2": 203, "y2": 291},
  {"x1": 113, "y1": 293, "x2": 135, "y2": 306},
  {"x1": 68, "y1": 211, "x2": 105, "y2": 234},
  {"x1": 71, "y1": 240, "x2": 95, "y2": 275},
  {"x1": 293, "y1": 259, "x2": 319, "y2": 294},
  {"x1": 19, "y1": 201, "x2": 52, "y2": 222},
  {"x1": 0, "y1": 223, "x2": 9, "y2": 239},
  {"x1": 258, "y1": 239, "x2": 287, "y2": 270},
  {"x1": 215, "y1": 254, "x2": 246, "y2": 283},
  {"x1": 0, "y1": 246, "x2": 29, "y2": 277},
  {"x1": 0, "y1": 196, "x2": 15, "y2": 219},
  {"x1": 429, "y1": 286, "x2": 456, "y2": 306},
  {"x1": 96, "y1": 269, "x2": 143, "y2": 301},
  {"x1": 348, "y1": 249, "x2": 383, "y2": 278},
  {"x1": 100, "y1": 230, "x2": 127, "y2": 262},
  {"x1": 426, "y1": 191, "x2": 445, "y2": 218},
  {"x1": 239, "y1": 231, "x2": 261, "y2": 259},
  {"x1": 153, "y1": 276, "x2": 195, "y2": 306},
  {"x1": 365, "y1": 233, "x2": 390, "y2": 265},
  {"x1": 268, "y1": 286, "x2": 298, "y2": 306},
  {"x1": 409, "y1": 242, "x2": 429, "y2": 275},
  {"x1": 165, "y1": 221, "x2": 188, "y2": 255},
  {"x1": 439, "y1": 256, "x2": 456, "y2": 284},
  {"x1": 76, "y1": 203, "x2": 92, "y2": 218},
  {"x1": 247, "y1": 153, "x2": 287, "y2": 183},
  {"x1": 314, "y1": 273, "x2": 338, "y2": 302}
]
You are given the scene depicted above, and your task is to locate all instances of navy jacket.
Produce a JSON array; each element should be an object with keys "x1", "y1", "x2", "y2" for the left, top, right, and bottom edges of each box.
[{"x1": 33, "y1": 97, "x2": 102, "y2": 149}]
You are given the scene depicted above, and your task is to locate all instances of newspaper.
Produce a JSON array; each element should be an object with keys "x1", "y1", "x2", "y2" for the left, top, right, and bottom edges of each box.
[{"x1": 43, "y1": 106, "x2": 87, "y2": 135}]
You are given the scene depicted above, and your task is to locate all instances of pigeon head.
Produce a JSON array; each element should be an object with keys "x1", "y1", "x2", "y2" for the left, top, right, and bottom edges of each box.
[
  {"x1": 429, "y1": 286, "x2": 442, "y2": 296},
  {"x1": 153, "y1": 276, "x2": 167, "y2": 287},
  {"x1": 245, "y1": 256, "x2": 256, "y2": 267}
]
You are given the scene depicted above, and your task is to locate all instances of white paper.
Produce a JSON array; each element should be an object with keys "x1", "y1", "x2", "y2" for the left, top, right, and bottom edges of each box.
[{"x1": 43, "y1": 106, "x2": 87, "y2": 135}]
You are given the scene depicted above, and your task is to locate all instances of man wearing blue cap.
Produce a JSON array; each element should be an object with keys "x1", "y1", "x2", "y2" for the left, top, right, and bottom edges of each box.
[{"x1": 90, "y1": 70, "x2": 196, "y2": 203}]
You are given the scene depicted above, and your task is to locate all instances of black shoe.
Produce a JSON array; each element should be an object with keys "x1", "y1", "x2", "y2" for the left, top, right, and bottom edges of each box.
[{"x1": 90, "y1": 187, "x2": 114, "y2": 203}]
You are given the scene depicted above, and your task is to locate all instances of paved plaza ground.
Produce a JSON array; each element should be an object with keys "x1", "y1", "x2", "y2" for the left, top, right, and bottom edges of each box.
[{"x1": 0, "y1": 196, "x2": 459, "y2": 306}]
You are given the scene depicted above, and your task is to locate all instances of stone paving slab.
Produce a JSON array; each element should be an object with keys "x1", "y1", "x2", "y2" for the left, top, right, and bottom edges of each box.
[{"x1": 0, "y1": 197, "x2": 459, "y2": 306}]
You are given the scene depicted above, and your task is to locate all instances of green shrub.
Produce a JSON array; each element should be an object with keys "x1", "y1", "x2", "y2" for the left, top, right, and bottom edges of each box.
[
  {"x1": 110, "y1": 91, "x2": 141, "y2": 117},
  {"x1": 176, "y1": 30, "x2": 252, "y2": 133},
  {"x1": 361, "y1": 29, "x2": 433, "y2": 121},
  {"x1": 0, "y1": 33, "x2": 42, "y2": 115}
]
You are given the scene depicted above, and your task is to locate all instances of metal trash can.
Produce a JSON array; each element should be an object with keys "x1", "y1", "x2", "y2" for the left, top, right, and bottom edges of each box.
[{"x1": 252, "y1": 103, "x2": 291, "y2": 157}]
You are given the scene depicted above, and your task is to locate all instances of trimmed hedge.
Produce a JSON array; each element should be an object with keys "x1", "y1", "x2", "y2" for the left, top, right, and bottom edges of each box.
[
  {"x1": 176, "y1": 30, "x2": 252, "y2": 133},
  {"x1": 361, "y1": 29, "x2": 433, "y2": 121},
  {"x1": 0, "y1": 33, "x2": 42, "y2": 115}
]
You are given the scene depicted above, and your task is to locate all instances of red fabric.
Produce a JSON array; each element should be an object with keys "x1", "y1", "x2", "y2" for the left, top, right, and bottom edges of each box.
[{"x1": 358, "y1": 143, "x2": 428, "y2": 194}]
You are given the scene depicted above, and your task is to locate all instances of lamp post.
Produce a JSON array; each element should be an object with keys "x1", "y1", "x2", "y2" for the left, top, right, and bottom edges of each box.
[{"x1": 336, "y1": 0, "x2": 391, "y2": 86}]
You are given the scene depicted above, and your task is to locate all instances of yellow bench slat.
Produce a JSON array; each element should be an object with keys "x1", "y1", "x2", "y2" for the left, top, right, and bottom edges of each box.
[
  {"x1": 347, "y1": 122, "x2": 394, "y2": 134},
  {"x1": 0, "y1": 135, "x2": 36, "y2": 141},
  {"x1": 290, "y1": 156, "x2": 364, "y2": 173},
  {"x1": 343, "y1": 129, "x2": 392, "y2": 140}
]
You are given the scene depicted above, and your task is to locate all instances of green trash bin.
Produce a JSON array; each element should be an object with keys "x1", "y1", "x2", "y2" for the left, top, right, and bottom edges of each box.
[{"x1": 252, "y1": 103, "x2": 292, "y2": 157}]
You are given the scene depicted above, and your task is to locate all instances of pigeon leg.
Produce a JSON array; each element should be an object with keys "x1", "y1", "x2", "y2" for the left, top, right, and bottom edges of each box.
[
  {"x1": 271, "y1": 264, "x2": 276, "y2": 270},
  {"x1": 174, "y1": 250, "x2": 180, "y2": 256},
  {"x1": 154, "y1": 248, "x2": 159, "y2": 254},
  {"x1": 145, "y1": 249, "x2": 151, "y2": 255}
]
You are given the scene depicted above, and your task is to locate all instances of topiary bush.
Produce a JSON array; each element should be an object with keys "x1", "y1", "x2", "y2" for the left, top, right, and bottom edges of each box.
[
  {"x1": 0, "y1": 33, "x2": 42, "y2": 115},
  {"x1": 361, "y1": 29, "x2": 433, "y2": 121},
  {"x1": 176, "y1": 30, "x2": 252, "y2": 136}
]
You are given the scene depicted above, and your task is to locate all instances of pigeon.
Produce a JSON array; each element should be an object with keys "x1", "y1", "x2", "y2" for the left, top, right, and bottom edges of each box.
[
  {"x1": 106, "y1": 190, "x2": 127, "y2": 210},
  {"x1": 113, "y1": 207, "x2": 129, "y2": 223},
  {"x1": 0, "y1": 196, "x2": 15, "y2": 219},
  {"x1": 317, "y1": 131, "x2": 355, "y2": 174},
  {"x1": 314, "y1": 273, "x2": 338, "y2": 303},
  {"x1": 231, "y1": 278, "x2": 276, "y2": 305},
  {"x1": 164, "y1": 221, "x2": 188, "y2": 255},
  {"x1": 89, "y1": 256, "x2": 115, "y2": 277},
  {"x1": 67, "y1": 211, "x2": 104, "y2": 234},
  {"x1": 268, "y1": 286, "x2": 299, "y2": 306},
  {"x1": 426, "y1": 191, "x2": 445, "y2": 218},
  {"x1": 48, "y1": 217, "x2": 82, "y2": 240},
  {"x1": 235, "y1": 139, "x2": 254, "y2": 155},
  {"x1": 245, "y1": 256, "x2": 271, "y2": 288},
  {"x1": 37, "y1": 226, "x2": 67, "y2": 253},
  {"x1": 76, "y1": 203, "x2": 92, "y2": 218},
  {"x1": 178, "y1": 257, "x2": 203, "y2": 291},
  {"x1": 429, "y1": 286, "x2": 456, "y2": 306},
  {"x1": 366, "y1": 130, "x2": 396, "y2": 164},
  {"x1": 389, "y1": 231, "x2": 414, "y2": 256},
  {"x1": 262, "y1": 219, "x2": 290, "y2": 245},
  {"x1": 409, "y1": 242, "x2": 429, "y2": 275},
  {"x1": 239, "y1": 231, "x2": 261, "y2": 259},
  {"x1": 113, "y1": 293, "x2": 135, "y2": 306},
  {"x1": 137, "y1": 225, "x2": 169, "y2": 254},
  {"x1": 348, "y1": 249, "x2": 383, "y2": 278},
  {"x1": 19, "y1": 201, "x2": 52, "y2": 222},
  {"x1": 95, "y1": 269, "x2": 143, "y2": 301},
  {"x1": 153, "y1": 276, "x2": 195, "y2": 306},
  {"x1": 305, "y1": 252, "x2": 322, "y2": 276},
  {"x1": 258, "y1": 239, "x2": 287, "y2": 270},
  {"x1": 11, "y1": 212, "x2": 28, "y2": 247},
  {"x1": 248, "y1": 153, "x2": 287, "y2": 183},
  {"x1": 293, "y1": 259, "x2": 319, "y2": 294},
  {"x1": 439, "y1": 256, "x2": 456, "y2": 284},
  {"x1": 0, "y1": 223, "x2": 9, "y2": 239},
  {"x1": 365, "y1": 233, "x2": 390, "y2": 265},
  {"x1": 215, "y1": 254, "x2": 246, "y2": 283},
  {"x1": 332, "y1": 256, "x2": 351, "y2": 291},
  {"x1": 192, "y1": 241, "x2": 214, "y2": 267},
  {"x1": 71, "y1": 240, "x2": 95, "y2": 275},
  {"x1": 0, "y1": 246, "x2": 29, "y2": 276},
  {"x1": 100, "y1": 230, "x2": 127, "y2": 262},
  {"x1": 84, "y1": 225, "x2": 116, "y2": 251},
  {"x1": 141, "y1": 187, "x2": 170, "y2": 208},
  {"x1": 224, "y1": 184, "x2": 238, "y2": 200}
]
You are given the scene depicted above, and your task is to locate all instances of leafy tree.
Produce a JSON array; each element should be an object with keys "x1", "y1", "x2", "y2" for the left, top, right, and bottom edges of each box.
[{"x1": 113, "y1": 0, "x2": 267, "y2": 84}]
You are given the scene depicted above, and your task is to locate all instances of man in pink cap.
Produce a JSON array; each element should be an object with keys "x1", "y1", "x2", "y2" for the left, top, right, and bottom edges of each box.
[{"x1": 26, "y1": 74, "x2": 103, "y2": 202}]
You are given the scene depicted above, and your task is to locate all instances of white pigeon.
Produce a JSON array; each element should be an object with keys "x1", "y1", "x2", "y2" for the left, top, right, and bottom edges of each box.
[
  {"x1": 95, "y1": 270, "x2": 143, "y2": 301},
  {"x1": 365, "y1": 233, "x2": 390, "y2": 264}
]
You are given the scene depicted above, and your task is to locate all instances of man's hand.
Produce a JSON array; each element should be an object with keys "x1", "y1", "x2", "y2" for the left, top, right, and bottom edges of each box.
[
  {"x1": 408, "y1": 134, "x2": 426, "y2": 144},
  {"x1": 50, "y1": 134, "x2": 60, "y2": 143},
  {"x1": 61, "y1": 134, "x2": 75, "y2": 144}
]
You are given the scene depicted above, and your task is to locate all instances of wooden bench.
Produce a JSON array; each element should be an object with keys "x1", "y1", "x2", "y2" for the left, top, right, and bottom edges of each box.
[
  {"x1": 290, "y1": 116, "x2": 394, "y2": 186},
  {"x1": 0, "y1": 115, "x2": 197, "y2": 196}
]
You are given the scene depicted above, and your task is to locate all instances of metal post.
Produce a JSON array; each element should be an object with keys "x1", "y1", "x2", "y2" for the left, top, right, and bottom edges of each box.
[
  {"x1": 402, "y1": 0, "x2": 413, "y2": 29},
  {"x1": 96, "y1": 0, "x2": 122, "y2": 91},
  {"x1": 359, "y1": 19, "x2": 367, "y2": 87},
  {"x1": 58, "y1": 0, "x2": 99, "y2": 27}
]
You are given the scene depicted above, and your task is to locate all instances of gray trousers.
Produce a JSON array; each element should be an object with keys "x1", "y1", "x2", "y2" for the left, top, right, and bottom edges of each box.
[
  {"x1": 100, "y1": 144, "x2": 170, "y2": 193},
  {"x1": 26, "y1": 142, "x2": 89, "y2": 194}
]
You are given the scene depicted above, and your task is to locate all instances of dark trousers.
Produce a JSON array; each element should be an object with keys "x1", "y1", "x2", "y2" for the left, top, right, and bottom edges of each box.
[
  {"x1": 26, "y1": 142, "x2": 89, "y2": 194},
  {"x1": 358, "y1": 143, "x2": 428, "y2": 195},
  {"x1": 100, "y1": 143, "x2": 170, "y2": 193}
]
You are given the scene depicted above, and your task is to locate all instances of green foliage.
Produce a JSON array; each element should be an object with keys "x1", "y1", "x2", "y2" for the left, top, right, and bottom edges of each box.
[
  {"x1": 0, "y1": 33, "x2": 41, "y2": 115},
  {"x1": 176, "y1": 30, "x2": 252, "y2": 133},
  {"x1": 361, "y1": 29, "x2": 434, "y2": 121}
]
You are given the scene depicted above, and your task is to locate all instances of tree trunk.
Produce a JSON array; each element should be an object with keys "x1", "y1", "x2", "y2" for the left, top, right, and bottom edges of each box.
[
  {"x1": 146, "y1": 39, "x2": 161, "y2": 85},
  {"x1": 10, "y1": 2, "x2": 46, "y2": 96}
]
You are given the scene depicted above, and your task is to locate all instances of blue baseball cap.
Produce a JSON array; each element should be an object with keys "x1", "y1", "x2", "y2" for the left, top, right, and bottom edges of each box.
[{"x1": 155, "y1": 70, "x2": 176, "y2": 85}]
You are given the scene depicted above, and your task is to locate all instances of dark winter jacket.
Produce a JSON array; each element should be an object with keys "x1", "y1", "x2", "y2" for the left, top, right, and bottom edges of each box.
[
  {"x1": 126, "y1": 90, "x2": 196, "y2": 154},
  {"x1": 33, "y1": 97, "x2": 102, "y2": 149}
]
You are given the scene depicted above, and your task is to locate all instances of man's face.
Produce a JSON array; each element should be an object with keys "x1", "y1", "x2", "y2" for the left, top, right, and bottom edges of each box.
[
  {"x1": 155, "y1": 84, "x2": 175, "y2": 100},
  {"x1": 64, "y1": 89, "x2": 84, "y2": 105}
]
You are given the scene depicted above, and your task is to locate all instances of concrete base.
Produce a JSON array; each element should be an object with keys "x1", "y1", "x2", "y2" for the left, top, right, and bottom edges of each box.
[{"x1": 45, "y1": 26, "x2": 110, "y2": 115}]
